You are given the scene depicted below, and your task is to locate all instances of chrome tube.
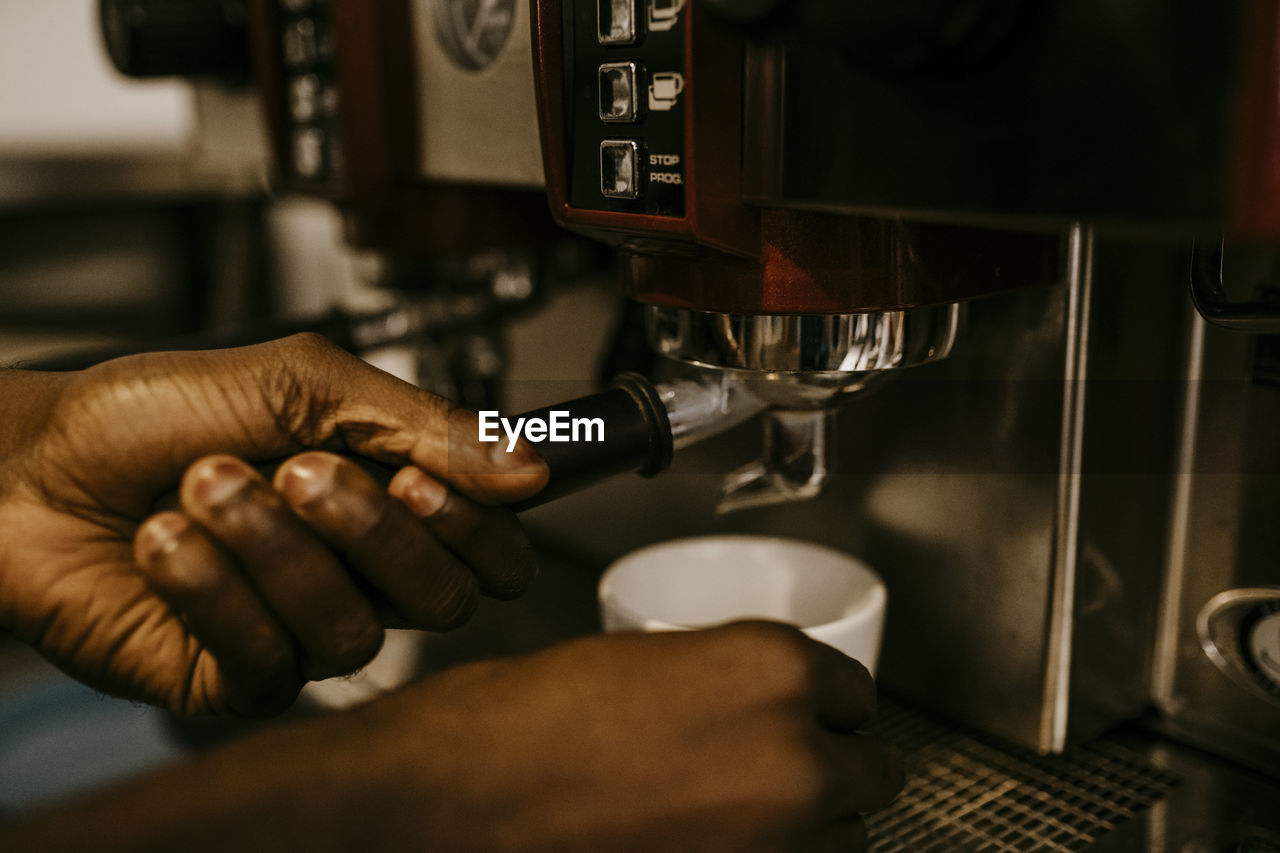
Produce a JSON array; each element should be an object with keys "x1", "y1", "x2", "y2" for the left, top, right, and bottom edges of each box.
[{"x1": 655, "y1": 369, "x2": 769, "y2": 451}]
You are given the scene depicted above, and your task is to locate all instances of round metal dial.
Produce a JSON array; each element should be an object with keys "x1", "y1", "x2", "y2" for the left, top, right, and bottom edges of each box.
[
  {"x1": 1247, "y1": 608, "x2": 1280, "y2": 690},
  {"x1": 429, "y1": 0, "x2": 517, "y2": 71},
  {"x1": 1198, "y1": 588, "x2": 1280, "y2": 706}
]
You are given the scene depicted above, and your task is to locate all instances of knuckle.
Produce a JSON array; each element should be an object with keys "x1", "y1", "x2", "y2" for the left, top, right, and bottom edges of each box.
[
  {"x1": 135, "y1": 519, "x2": 226, "y2": 597},
  {"x1": 486, "y1": 550, "x2": 537, "y2": 599},
  {"x1": 282, "y1": 449, "x2": 341, "y2": 473},
  {"x1": 322, "y1": 616, "x2": 385, "y2": 675},
  {"x1": 778, "y1": 749, "x2": 831, "y2": 818},
  {"x1": 159, "y1": 551, "x2": 226, "y2": 599},
  {"x1": 427, "y1": 573, "x2": 481, "y2": 630},
  {"x1": 784, "y1": 726, "x2": 833, "y2": 809},
  {"x1": 723, "y1": 622, "x2": 818, "y2": 699},
  {"x1": 442, "y1": 501, "x2": 485, "y2": 541},
  {"x1": 243, "y1": 627, "x2": 298, "y2": 680},
  {"x1": 731, "y1": 620, "x2": 812, "y2": 654},
  {"x1": 279, "y1": 331, "x2": 341, "y2": 359},
  {"x1": 751, "y1": 726, "x2": 831, "y2": 820}
]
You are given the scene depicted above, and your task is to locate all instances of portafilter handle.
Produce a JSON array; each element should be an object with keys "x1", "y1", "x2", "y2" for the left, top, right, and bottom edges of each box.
[{"x1": 151, "y1": 373, "x2": 673, "y2": 515}]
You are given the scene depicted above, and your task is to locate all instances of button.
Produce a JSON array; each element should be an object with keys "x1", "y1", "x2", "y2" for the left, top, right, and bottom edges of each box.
[
  {"x1": 600, "y1": 139, "x2": 641, "y2": 199},
  {"x1": 599, "y1": 62, "x2": 641, "y2": 123},
  {"x1": 293, "y1": 127, "x2": 326, "y2": 178},
  {"x1": 288, "y1": 74, "x2": 321, "y2": 122},
  {"x1": 598, "y1": 0, "x2": 639, "y2": 45},
  {"x1": 282, "y1": 18, "x2": 317, "y2": 67}
]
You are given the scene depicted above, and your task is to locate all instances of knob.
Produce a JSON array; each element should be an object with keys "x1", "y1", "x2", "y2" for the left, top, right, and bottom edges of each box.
[
  {"x1": 1198, "y1": 587, "x2": 1280, "y2": 708},
  {"x1": 99, "y1": 0, "x2": 251, "y2": 80}
]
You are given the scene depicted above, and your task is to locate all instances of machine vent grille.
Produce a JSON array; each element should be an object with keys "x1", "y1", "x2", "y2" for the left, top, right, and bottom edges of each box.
[{"x1": 866, "y1": 699, "x2": 1179, "y2": 852}]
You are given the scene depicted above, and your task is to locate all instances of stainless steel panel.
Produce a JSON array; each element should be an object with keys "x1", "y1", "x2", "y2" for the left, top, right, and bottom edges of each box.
[
  {"x1": 523, "y1": 233, "x2": 1190, "y2": 753},
  {"x1": 1154, "y1": 287, "x2": 1280, "y2": 774}
]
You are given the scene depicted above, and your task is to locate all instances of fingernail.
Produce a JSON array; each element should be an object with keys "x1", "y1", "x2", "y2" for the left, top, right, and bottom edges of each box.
[
  {"x1": 487, "y1": 437, "x2": 546, "y2": 472},
  {"x1": 400, "y1": 469, "x2": 448, "y2": 517},
  {"x1": 138, "y1": 514, "x2": 188, "y2": 560},
  {"x1": 485, "y1": 442, "x2": 549, "y2": 485},
  {"x1": 279, "y1": 455, "x2": 338, "y2": 505},
  {"x1": 192, "y1": 459, "x2": 251, "y2": 507}
]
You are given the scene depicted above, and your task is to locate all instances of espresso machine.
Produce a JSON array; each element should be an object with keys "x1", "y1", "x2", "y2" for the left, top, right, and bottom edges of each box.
[
  {"x1": 522, "y1": 0, "x2": 1279, "y2": 765},
  {"x1": 101, "y1": 0, "x2": 1280, "y2": 848}
]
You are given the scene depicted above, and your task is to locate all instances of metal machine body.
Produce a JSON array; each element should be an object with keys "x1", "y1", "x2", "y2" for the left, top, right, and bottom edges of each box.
[
  {"x1": 521, "y1": 0, "x2": 1280, "y2": 769},
  {"x1": 1154, "y1": 292, "x2": 1280, "y2": 776}
]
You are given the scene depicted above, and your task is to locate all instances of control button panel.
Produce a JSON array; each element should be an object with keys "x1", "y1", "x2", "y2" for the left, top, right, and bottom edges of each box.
[
  {"x1": 599, "y1": 62, "x2": 642, "y2": 123},
  {"x1": 571, "y1": 0, "x2": 686, "y2": 217},
  {"x1": 277, "y1": 0, "x2": 342, "y2": 183}
]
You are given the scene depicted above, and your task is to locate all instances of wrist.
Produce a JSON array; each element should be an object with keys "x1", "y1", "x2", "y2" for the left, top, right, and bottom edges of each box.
[
  {"x1": 0, "y1": 369, "x2": 69, "y2": 462},
  {"x1": 0, "y1": 369, "x2": 70, "y2": 633}
]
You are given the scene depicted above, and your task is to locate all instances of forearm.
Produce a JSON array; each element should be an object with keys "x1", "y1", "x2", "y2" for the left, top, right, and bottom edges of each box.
[
  {"x1": 0, "y1": 369, "x2": 72, "y2": 632},
  {"x1": 0, "y1": 706, "x2": 405, "y2": 853},
  {"x1": 0, "y1": 369, "x2": 69, "y2": 466}
]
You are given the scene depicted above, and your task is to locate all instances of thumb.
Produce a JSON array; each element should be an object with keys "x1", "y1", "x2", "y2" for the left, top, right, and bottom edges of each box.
[{"x1": 257, "y1": 334, "x2": 549, "y2": 505}]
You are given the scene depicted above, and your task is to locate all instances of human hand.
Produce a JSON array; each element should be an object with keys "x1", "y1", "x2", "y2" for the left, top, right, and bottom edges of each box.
[
  {"x1": 0, "y1": 334, "x2": 547, "y2": 717},
  {"x1": 359, "y1": 622, "x2": 903, "y2": 852},
  {"x1": 0, "y1": 622, "x2": 903, "y2": 852}
]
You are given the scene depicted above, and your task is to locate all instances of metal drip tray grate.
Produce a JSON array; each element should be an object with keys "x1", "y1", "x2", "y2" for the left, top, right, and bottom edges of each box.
[{"x1": 866, "y1": 699, "x2": 1180, "y2": 852}]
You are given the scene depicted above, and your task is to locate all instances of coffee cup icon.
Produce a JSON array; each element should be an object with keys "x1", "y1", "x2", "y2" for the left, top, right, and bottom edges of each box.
[
  {"x1": 648, "y1": 0, "x2": 686, "y2": 32},
  {"x1": 648, "y1": 72, "x2": 685, "y2": 111}
]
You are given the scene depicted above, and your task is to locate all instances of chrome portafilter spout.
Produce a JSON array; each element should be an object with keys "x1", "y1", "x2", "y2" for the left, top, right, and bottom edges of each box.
[
  {"x1": 644, "y1": 303, "x2": 963, "y2": 513},
  {"x1": 717, "y1": 407, "x2": 841, "y2": 514}
]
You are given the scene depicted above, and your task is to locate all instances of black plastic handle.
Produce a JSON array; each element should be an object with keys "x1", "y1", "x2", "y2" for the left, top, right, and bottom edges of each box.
[
  {"x1": 509, "y1": 373, "x2": 672, "y2": 511},
  {"x1": 153, "y1": 373, "x2": 672, "y2": 514}
]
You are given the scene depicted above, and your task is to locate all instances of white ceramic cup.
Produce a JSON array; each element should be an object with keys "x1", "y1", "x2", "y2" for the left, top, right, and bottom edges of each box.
[{"x1": 598, "y1": 535, "x2": 887, "y2": 675}]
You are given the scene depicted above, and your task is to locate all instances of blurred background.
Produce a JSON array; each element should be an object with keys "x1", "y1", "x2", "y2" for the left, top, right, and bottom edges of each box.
[
  {"x1": 0, "y1": 0, "x2": 615, "y2": 812},
  {"x1": 0, "y1": 0, "x2": 368, "y2": 362}
]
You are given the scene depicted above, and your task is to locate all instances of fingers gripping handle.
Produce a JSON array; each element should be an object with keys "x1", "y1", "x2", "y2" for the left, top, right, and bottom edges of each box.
[{"x1": 152, "y1": 374, "x2": 674, "y2": 514}]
